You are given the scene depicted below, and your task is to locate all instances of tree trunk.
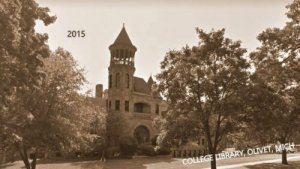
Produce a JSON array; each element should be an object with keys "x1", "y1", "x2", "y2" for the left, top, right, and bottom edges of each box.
[
  {"x1": 210, "y1": 153, "x2": 217, "y2": 169},
  {"x1": 15, "y1": 145, "x2": 38, "y2": 169},
  {"x1": 17, "y1": 148, "x2": 30, "y2": 169},
  {"x1": 282, "y1": 149, "x2": 288, "y2": 165},
  {"x1": 31, "y1": 152, "x2": 37, "y2": 169}
]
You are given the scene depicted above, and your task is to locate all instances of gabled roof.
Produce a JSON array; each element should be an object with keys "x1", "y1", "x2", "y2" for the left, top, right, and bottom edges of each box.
[{"x1": 133, "y1": 77, "x2": 151, "y2": 94}]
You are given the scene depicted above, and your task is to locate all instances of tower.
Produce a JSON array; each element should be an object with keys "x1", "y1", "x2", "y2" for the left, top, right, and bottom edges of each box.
[
  {"x1": 107, "y1": 26, "x2": 137, "y2": 114},
  {"x1": 102, "y1": 26, "x2": 168, "y2": 149}
]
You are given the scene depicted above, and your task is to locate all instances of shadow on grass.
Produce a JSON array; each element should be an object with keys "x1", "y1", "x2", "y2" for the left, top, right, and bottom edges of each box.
[
  {"x1": 0, "y1": 158, "x2": 101, "y2": 169},
  {"x1": 36, "y1": 157, "x2": 100, "y2": 164},
  {"x1": 71, "y1": 155, "x2": 176, "y2": 169},
  {"x1": 0, "y1": 156, "x2": 176, "y2": 169},
  {"x1": 71, "y1": 160, "x2": 105, "y2": 169},
  {"x1": 244, "y1": 161, "x2": 300, "y2": 169},
  {"x1": 0, "y1": 163, "x2": 15, "y2": 169}
]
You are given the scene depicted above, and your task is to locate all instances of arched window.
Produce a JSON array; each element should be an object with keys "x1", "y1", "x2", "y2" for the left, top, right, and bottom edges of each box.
[
  {"x1": 134, "y1": 102, "x2": 151, "y2": 113},
  {"x1": 115, "y1": 73, "x2": 120, "y2": 88},
  {"x1": 126, "y1": 74, "x2": 130, "y2": 88}
]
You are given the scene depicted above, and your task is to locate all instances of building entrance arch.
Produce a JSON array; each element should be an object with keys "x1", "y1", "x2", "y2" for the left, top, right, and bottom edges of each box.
[{"x1": 134, "y1": 125, "x2": 150, "y2": 144}]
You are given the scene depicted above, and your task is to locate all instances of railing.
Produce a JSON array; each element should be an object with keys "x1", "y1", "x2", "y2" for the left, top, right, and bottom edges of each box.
[{"x1": 171, "y1": 148, "x2": 207, "y2": 158}]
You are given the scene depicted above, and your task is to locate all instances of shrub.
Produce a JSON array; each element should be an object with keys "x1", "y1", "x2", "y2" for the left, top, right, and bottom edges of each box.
[
  {"x1": 106, "y1": 146, "x2": 121, "y2": 158},
  {"x1": 119, "y1": 136, "x2": 138, "y2": 158},
  {"x1": 137, "y1": 144, "x2": 156, "y2": 156},
  {"x1": 154, "y1": 146, "x2": 171, "y2": 155},
  {"x1": 151, "y1": 135, "x2": 158, "y2": 146}
]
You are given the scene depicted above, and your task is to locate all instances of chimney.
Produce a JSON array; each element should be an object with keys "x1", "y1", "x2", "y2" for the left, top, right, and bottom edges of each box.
[{"x1": 96, "y1": 84, "x2": 103, "y2": 98}]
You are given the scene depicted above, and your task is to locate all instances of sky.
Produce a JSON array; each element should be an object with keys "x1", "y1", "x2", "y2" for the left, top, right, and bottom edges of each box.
[{"x1": 35, "y1": 0, "x2": 293, "y2": 94}]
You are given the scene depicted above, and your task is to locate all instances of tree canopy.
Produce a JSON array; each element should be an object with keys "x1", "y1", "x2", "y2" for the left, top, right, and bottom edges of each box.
[
  {"x1": 247, "y1": 0, "x2": 300, "y2": 165},
  {"x1": 156, "y1": 28, "x2": 250, "y2": 169},
  {"x1": 0, "y1": 0, "x2": 56, "y2": 154}
]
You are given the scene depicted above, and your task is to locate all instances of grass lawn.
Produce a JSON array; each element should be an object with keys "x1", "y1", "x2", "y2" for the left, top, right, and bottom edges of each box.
[
  {"x1": 244, "y1": 161, "x2": 300, "y2": 169},
  {"x1": 1, "y1": 154, "x2": 300, "y2": 169},
  {"x1": 0, "y1": 158, "x2": 105, "y2": 169}
]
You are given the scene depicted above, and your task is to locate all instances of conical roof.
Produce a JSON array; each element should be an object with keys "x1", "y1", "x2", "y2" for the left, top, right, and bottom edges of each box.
[{"x1": 113, "y1": 27, "x2": 133, "y2": 45}]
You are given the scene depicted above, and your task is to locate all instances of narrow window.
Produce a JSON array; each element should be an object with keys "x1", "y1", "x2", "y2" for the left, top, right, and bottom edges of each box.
[
  {"x1": 116, "y1": 50, "x2": 119, "y2": 58},
  {"x1": 115, "y1": 100, "x2": 120, "y2": 111},
  {"x1": 202, "y1": 139, "x2": 205, "y2": 145},
  {"x1": 155, "y1": 104, "x2": 159, "y2": 115},
  {"x1": 109, "y1": 101, "x2": 111, "y2": 110},
  {"x1": 109, "y1": 74, "x2": 112, "y2": 88},
  {"x1": 116, "y1": 73, "x2": 120, "y2": 88},
  {"x1": 120, "y1": 49, "x2": 124, "y2": 58},
  {"x1": 126, "y1": 74, "x2": 130, "y2": 88},
  {"x1": 125, "y1": 101, "x2": 129, "y2": 112}
]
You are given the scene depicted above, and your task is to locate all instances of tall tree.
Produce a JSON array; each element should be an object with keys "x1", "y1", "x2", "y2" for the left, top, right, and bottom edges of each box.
[
  {"x1": 157, "y1": 28, "x2": 250, "y2": 169},
  {"x1": 10, "y1": 48, "x2": 103, "y2": 169},
  {"x1": 249, "y1": 0, "x2": 300, "y2": 165},
  {"x1": 0, "y1": 0, "x2": 55, "y2": 167}
]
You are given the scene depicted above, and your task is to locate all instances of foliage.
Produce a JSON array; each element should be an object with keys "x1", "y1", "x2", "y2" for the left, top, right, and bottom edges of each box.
[
  {"x1": 119, "y1": 136, "x2": 138, "y2": 158},
  {"x1": 105, "y1": 111, "x2": 128, "y2": 147},
  {"x1": 154, "y1": 145, "x2": 171, "y2": 155},
  {"x1": 0, "y1": 46, "x2": 105, "y2": 168},
  {"x1": 106, "y1": 146, "x2": 120, "y2": 158},
  {"x1": 151, "y1": 135, "x2": 158, "y2": 146},
  {"x1": 27, "y1": 48, "x2": 100, "y2": 166},
  {"x1": 0, "y1": 0, "x2": 56, "y2": 148},
  {"x1": 156, "y1": 28, "x2": 250, "y2": 169},
  {"x1": 0, "y1": 0, "x2": 108, "y2": 167},
  {"x1": 248, "y1": 0, "x2": 300, "y2": 165},
  {"x1": 153, "y1": 109, "x2": 200, "y2": 148},
  {"x1": 137, "y1": 144, "x2": 156, "y2": 156},
  {"x1": 76, "y1": 96, "x2": 107, "y2": 154},
  {"x1": 0, "y1": 1, "x2": 57, "y2": 168}
]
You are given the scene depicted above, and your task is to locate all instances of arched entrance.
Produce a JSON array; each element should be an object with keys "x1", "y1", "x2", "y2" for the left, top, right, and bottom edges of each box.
[{"x1": 134, "y1": 125, "x2": 150, "y2": 144}]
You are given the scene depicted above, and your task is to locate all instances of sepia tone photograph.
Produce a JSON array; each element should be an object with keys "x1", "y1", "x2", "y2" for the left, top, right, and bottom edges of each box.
[{"x1": 0, "y1": 0, "x2": 299, "y2": 169}]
